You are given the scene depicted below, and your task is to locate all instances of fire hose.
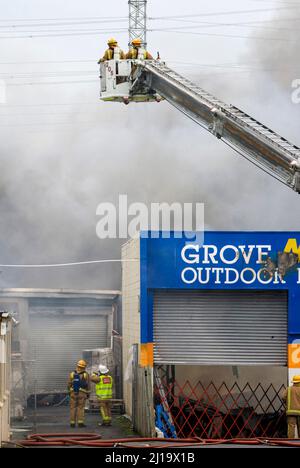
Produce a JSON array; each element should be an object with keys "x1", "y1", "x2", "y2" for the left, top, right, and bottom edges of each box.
[{"x1": 16, "y1": 434, "x2": 300, "y2": 448}]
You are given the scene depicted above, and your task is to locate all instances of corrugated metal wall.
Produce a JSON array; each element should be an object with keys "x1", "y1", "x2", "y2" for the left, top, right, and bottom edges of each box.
[
  {"x1": 0, "y1": 316, "x2": 11, "y2": 446},
  {"x1": 29, "y1": 303, "x2": 111, "y2": 393},
  {"x1": 154, "y1": 290, "x2": 288, "y2": 366}
]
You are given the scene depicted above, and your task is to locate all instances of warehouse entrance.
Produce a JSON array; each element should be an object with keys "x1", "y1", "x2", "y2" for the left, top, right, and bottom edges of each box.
[
  {"x1": 153, "y1": 290, "x2": 288, "y2": 438},
  {"x1": 29, "y1": 311, "x2": 109, "y2": 395}
]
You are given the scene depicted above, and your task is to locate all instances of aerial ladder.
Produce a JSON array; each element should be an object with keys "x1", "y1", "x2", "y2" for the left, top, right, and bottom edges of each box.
[{"x1": 100, "y1": 3, "x2": 300, "y2": 194}]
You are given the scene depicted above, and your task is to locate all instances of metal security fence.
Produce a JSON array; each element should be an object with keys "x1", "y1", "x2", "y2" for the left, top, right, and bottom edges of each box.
[
  {"x1": 0, "y1": 313, "x2": 11, "y2": 446},
  {"x1": 154, "y1": 377, "x2": 287, "y2": 439}
]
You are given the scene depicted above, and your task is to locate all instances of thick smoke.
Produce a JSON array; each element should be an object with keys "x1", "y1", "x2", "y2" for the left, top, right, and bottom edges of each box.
[
  {"x1": 0, "y1": 8, "x2": 300, "y2": 291},
  {"x1": 245, "y1": 6, "x2": 300, "y2": 89}
]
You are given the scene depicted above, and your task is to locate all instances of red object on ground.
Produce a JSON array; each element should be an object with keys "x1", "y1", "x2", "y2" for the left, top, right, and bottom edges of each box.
[
  {"x1": 17, "y1": 434, "x2": 300, "y2": 448},
  {"x1": 155, "y1": 379, "x2": 287, "y2": 439}
]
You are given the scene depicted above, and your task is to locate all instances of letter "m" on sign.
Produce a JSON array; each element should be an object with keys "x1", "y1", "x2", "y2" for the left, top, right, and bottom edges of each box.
[{"x1": 284, "y1": 239, "x2": 300, "y2": 262}]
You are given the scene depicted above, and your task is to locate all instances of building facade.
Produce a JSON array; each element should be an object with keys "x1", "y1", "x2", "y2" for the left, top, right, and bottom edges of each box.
[
  {"x1": 0, "y1": 289, "x2": 121, "y2": 417},
  {"x1": 122, "y1": 232, "x2": 300, "y2": 430},
  {"x1": 0, "y1": 312, "x2": 12, "y2": 446}
]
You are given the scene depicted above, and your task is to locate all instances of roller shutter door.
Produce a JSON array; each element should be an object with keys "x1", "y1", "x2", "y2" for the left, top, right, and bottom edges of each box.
[
  {"x1": 29, "y1": 312, "x2": 108, "y2": 393},
  {"x1": 154, "y1": 290, "x2": 288, "y2": 365}
]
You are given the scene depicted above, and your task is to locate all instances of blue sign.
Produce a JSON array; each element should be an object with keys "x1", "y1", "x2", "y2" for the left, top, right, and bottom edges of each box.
[{"x1": 140, "y1": 232, "x2": 300, "y2": 345}]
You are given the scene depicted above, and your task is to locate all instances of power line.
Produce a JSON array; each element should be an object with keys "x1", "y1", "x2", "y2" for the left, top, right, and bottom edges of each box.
[
  {"x1": 0, "y1": 16, "x2": 127, "y2": 22},
  {"x1": 0, "y1": 60, "x2": 96, "y2": 65},
  {"x1": 0, "y1": 29, "x2": 128, "y2": 39},
  {"x1": 0, "y1": 259, "x2": 138, "y2": 268},
  {"x1": 0, "y1": 27, "x2": 129, "y2": 35},
  {"x1": 0, "y1": 71, "x2": 97, "y2": 78},
  {"x1": 0, "y1": 16, "x2": 299, "y2": 35},
  {"x1": 0, "y1": 111, "x2": 102, "y2": 117},
  {"x1": 0, "y1": 19, "x2": 128, "y2": 29},
  {"x1": 150, "y1": 23, "x2": 295, "y2": 33},
  {"x1": 158, "y1": 18, "x2": 300, "y2": 33},
  {"x1": 0, "y1": 6, "x2": 295, "y2": 24},
  {"x1": 154, "y1": 29, "x2": 294, "y2": 42},
  {"x1": 250, "y1": 0, "x2": 300, "y2": 5},
  {"x1": 0, "y1": 22, "x2": 298, "y2": 38},
  {"x1": 0, "y1": 28, "x2": 293, "y2": 41},
  {"x1": 6, "y1": 79, "x2": 98, "y2": 86},
  {"x1": 0, "y1": 102, "x2": 97, "y2": 107},
  {"x1": 0, "y1": 63, "x2": 297, "y2": 85},
  {"x1": 149, "y1": 6, "x2": 299, "y2": 20},
  {"x1": 0, "y1": 121, "x2": 97, "y2": 127},
  {"x1": 0, "y1": 5, "x2": 297, "y2": 39}
]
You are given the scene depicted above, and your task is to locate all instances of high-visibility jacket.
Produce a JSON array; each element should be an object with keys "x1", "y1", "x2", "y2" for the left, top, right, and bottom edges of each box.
[
  {"x1": 101, "y1": 47, "x2": 125, "y2": 61},
  {"x1": 126, "y1": 47, "x2": 153, "y2": 60},
  {"x1": 95, "y1": 374, "x2": 113, "y2": 400},
  {"x1": 285, "y1": 384, "x2": 300, "y2": 416}
]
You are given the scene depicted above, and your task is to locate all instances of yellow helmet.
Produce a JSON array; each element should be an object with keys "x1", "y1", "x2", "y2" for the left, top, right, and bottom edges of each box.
[
  {"x1": 292, "y1": 375, "x2": 300, "y2": 384},
  {"x1": 132, "y1": 38, "x2": 142, "y2": 46},
  {"x1": 107, "y1": 37, "x2": 118, "y2": 46},
  {"x1": 77, "y1": 359, "x2": 87, "y2": 369}
]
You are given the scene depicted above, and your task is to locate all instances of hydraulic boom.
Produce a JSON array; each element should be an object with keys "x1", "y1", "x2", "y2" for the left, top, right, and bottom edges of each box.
[{"x1": 100, "y1": 59, "x2": 300, "y2": 193}]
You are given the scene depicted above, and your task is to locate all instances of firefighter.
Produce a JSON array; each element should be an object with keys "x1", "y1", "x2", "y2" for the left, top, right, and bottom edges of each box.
[
  {"x1": 91, "y1": 365, "x2": 113, "y2": 426},
  {"x1": 98, "y1": 38, "x2": 125, "y2": 63},
  {"x1": 126, "y1": 38, "x2": 153, "y2": 60},
  {"x1": 68, "y1": 360, "x2": 90, "y2": 428},
  {"x1": 282, "y1": 375, "x2": 300, "y2": 438}
]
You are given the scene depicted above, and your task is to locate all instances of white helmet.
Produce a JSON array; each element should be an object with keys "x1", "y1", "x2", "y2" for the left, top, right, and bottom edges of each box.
[{"x1": 99, "y1": 364, "x2": 109, "y2": 374}]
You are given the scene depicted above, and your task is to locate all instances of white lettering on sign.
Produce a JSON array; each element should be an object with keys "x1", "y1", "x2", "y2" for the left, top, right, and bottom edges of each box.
[
  {"x1": 180, "y1": 243, "x2": 291, "y2": 286},
  {"x1": 240, "y1": 268, "x2": 256, "y2": 285},
  {"x1": 181, "y1": 267, "x2": 197, "y2": 284},
  {"x1": 211, "y1": 268, "x2": 223, "y2": 284},
  {"x1": 181, "y1": 267, "x2": 286, "y2": 285},
  {"x1": 183, "y1": 244, "x2": 272, "y2": 266},
  {"x1": 181, "y1": 244, "x2": 200, "y2": 264},
  {"x1": 257, "y1": 269, "x2": 273, "y2": 285},
  {"x1": 225, "y1": 268, "x2": 239, "y2": 285},
  {"x1": 256, "y1": 245, "x2": 272, "y2": 264},
  {"x1": 202, "y1": 245, "x2": 218, "y2": 264},
  {"x1": 220, "y1": 245, "x2": 240, "y2": 265},
  {"x1": 239, "y1": 245, "x2": 256, "y2": 265}
]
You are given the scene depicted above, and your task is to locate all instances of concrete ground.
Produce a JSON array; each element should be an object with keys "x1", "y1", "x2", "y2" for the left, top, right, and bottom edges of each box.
[
  {"x1": 10, "y1": 406, "x2": 137, "y2": 444},
  {"x1": 9, "y1": 407, "x2": 299, "y2": 449}
]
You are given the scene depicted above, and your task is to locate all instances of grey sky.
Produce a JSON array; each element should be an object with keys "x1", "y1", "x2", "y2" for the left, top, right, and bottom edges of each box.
[{"x1": 0, "y1": 0, "x2": 299, "y2": 289}]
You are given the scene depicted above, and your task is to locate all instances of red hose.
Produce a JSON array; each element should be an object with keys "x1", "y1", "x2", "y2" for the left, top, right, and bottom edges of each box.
[
  {"x1": 20, "y1": 433, "x2": 102, "y2": 447},
  {"x1": 17, "y1": 434, "x2": 300, "y2": 448}
]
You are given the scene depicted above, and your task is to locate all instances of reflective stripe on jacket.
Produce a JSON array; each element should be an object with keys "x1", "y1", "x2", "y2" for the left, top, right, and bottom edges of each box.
[
  {"x1": 102, "y1": 47, "x2": 125, "y2": 61},
  {"x1": 95, "y1": 374, "x2": 113, "y2": 400},
  {"x1": 127, "y1": 48, "x2": 148, "y2": 60},
  {"x1": 286, "y1": 385, "x2": 300, "y2": 416}
]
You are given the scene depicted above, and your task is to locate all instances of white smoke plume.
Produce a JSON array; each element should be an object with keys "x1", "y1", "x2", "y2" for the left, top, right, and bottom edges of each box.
[{"x1": 0, "y1": 6, "x2": 300, "y2": 290}]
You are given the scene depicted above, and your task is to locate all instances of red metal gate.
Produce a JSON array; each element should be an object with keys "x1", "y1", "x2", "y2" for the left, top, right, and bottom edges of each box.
[{"x1": 154, "y1": 376, "x2": 286, "y2": 439}]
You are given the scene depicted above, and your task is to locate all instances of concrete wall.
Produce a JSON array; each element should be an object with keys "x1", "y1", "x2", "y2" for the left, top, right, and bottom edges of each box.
[
  {"x1": 122, "y1": 238, "x2": 140, "y2": 417},
  {"x1": 0, "y1": 317, "x2": 11, "y2": 446}
]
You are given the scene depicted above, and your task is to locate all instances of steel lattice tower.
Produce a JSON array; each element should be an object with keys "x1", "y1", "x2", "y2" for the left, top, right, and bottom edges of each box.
[{"x1": 128, "y1": 0, "x2": 147, "y2": 47}]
